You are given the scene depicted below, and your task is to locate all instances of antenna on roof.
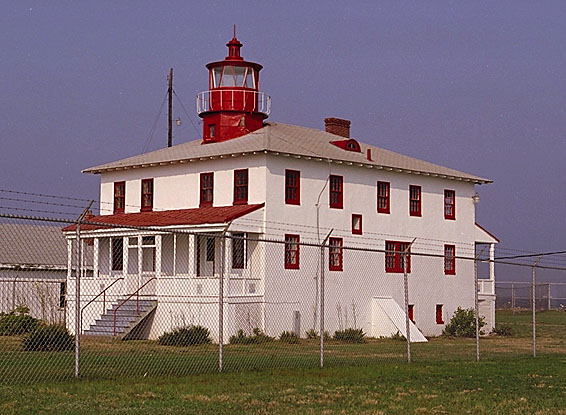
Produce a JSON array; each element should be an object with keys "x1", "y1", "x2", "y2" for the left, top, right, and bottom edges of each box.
[
  {"x1": 167, "y1": 68, "x2": 173, "y2": 147},
  {"x1": 233, "y1": 24, "x2": 236, "y2": 38}
]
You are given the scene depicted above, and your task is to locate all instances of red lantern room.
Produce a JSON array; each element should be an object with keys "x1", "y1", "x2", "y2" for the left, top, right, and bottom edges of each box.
[{"x1": 196, "y1": 34, "x2": 271, "y2": 143}]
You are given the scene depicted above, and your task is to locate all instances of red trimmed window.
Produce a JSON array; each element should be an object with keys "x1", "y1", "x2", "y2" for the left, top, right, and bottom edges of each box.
[
  {"x1": 444, "y1": 244, "x2": 456, "y2": 275},
  {"x1": 352, "y1": 214, "x2": 362, "y2": 235},
  {"x1": 408, "y1": 304, "x2": 414, "y2": 323},
  {"x1": 200, "y1": 172, "x2": 214, "y2": 207},
  {"x1": 232, "y1": 233, "x2": 245, "y2": 269},
  {"x1": 436, "y1": 304, "x2": 444, "y2": 324},
  {"x1": 285, "y1": 170, "x2": 300, "y2": 205},
  {"x1": 233, "y1": 169, "x2": 248, "y2": 205},
  {"x1": 409, "y1": 185, "x2": 421, "y2": 217},
  {"x1": 385, "y1": 241, "x2": 411, "y2": 273},
  {"x1": 113, "y1": 181, "x2": 125, "y2": 214},
  {"x1": 377, "y1": 181, "x2": 390, "y2": 214},
  {"x1": 141, "y1": 179, "x2": 153, "y2": 212},
  {"x1": 284, "y1": 234, "x2": 300, "y2": 269},
  {"x1": 329, "y1": 175, "x2": 343, "y2": 209},
  {"x1": 329, "y1": 237, "x2": 343, "y2": 271},
  {"x1": 444, "y1": 189, "x2": 455, "y2": 220}
]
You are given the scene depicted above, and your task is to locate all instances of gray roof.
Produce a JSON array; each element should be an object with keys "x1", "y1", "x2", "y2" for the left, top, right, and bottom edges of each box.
[
  {"x1": 0, "y1": 223, "x2": 68, "y2": 269},
  {"x1": 84, "y1": 122, "x2": 491, "y2": 184}
]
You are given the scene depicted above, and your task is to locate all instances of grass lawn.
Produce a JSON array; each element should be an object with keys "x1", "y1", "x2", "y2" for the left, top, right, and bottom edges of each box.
[{"x1": 0, "y1": 311, "x2": 564, "y2": 414}]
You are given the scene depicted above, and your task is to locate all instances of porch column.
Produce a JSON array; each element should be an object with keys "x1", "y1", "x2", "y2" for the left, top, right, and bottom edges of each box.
[
  {"x1": 489, "y1": 243, "x2": 495, "y2": 281},
  {"x1": 122, "y1": 236, "x2": 128, "y2": 280},
  {"x1": 93, "y1": 238, "x2": 99, "y2": 279},
  {"x1": 155, "y1": 234, "x2": 162, "y2": 279},
  {"x1": 67, "y1": 239, "x2": 73, "y2": 280}
]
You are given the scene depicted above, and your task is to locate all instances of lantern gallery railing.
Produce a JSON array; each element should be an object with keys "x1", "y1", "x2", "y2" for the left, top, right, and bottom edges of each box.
[{"x1": 196, "y1": 90, "x2": 271, "y2": 116}]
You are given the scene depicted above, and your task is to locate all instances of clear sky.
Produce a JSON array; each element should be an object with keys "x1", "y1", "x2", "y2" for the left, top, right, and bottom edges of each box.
[{"x1": 2, "y1": 1, "x2": 566, "y2": 266}]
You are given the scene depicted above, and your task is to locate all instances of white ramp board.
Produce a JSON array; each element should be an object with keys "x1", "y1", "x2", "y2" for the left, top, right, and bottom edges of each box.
[{"x1": 371, "y1": 296, "x2": 427, "y2": 342}]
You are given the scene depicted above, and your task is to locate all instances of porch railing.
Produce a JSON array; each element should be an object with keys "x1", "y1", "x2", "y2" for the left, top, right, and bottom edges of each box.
[
  {"x1": 80, "y1": 278, "x2": 123, "y2": 334},
  {"x1": 113, "y1": 277, "x2": 156, "y2": 337}
]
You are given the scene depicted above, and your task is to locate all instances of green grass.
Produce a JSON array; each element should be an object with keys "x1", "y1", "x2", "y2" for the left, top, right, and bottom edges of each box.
[{"x1": 0, "y1": 311, "x2": 564, "y2": 413}]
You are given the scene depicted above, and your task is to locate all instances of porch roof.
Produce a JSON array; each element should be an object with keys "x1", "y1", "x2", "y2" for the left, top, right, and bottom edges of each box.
[{"x1": 62, "y1": 203, "x2": 265, "y2": 232}]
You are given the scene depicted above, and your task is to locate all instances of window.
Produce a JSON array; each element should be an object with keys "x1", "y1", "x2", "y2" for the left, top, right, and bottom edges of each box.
[
  {"x1": 111, "y1": 238, "x2": 123, "y2": 271},
  {"x1": 59, "y1": 282, "x2": 66, "y2": 308},
  {"x1": 209, "y1": 124, "x2": 216, "y2": 139},
  {"x1": 232, "y1": 233, "x2": 245, "y2": 269},
  {"x1": 352, "y1": 214, "x2": 362, "y2": 235},
  {"x1": 141, "y1": 179, "x2": 153, "y2": 212},
  {"x1": 377, "y1": 181, "x2": 390, "y2": 214},
  {"x1": 436, "y1": 304, "x2": 444, "y2": 324},
  {"x1": 408, "y1": 304, "x2": 414, "y2": 323},
  {"x1": 233, "y1": 169, "x2": 248, "y2": 205},
  {"x1": 206, "y1": 237, "x2": 215, "y2": 262},
  {"x1": 329, "y1": 237, "x2": 343, "y2": 271},
  {"x1": 285, "y1": 170, "x2": 300, "y2": 205},
  {"x1": 200, "y1": 172, "x2": 214, "y2": 207},
  {"x1": 284, "y1": 234, "x2": 300, "y2": 269},
  {"x1": 114, "y1": 181, "x2": 125, "y2": 214},
  {"x1": 329, "y1": 175, "x2": 343, "y2": 209},
  {"x1": 385, "y1": 241, "x2": 411, "y2": 273},
  {"x1": 142, "y1": 236, "x2": 156, "y2": 272},
  {"x1": 409, "y1": 185, "x2": 421, "y2": 217},
  {"x1": 444, "y1": 189, "x2": 455, "y2": 220},
  {"x1": 444, "y1": 244, "x2": 456, "y2": 275}
]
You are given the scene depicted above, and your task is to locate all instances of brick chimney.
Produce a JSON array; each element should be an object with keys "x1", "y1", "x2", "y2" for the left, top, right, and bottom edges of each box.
[{"x1": 324, "y1": 117, "x2": 351, "y2": 138}]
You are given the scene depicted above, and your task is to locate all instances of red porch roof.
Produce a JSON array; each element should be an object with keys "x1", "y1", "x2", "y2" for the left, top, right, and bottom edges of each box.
[{"x1": 63, "y1": 203, "x2": 265, "y2": 232}]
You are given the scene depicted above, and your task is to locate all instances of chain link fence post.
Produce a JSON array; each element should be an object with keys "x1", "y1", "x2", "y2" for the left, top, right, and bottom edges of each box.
[
  {"x1": 320, "y1": 242, "x2": 325, "y2": 368},
  {"x1": 403, "y1": 239, "x2": 415, "y2": 363},
  {"x1": 219, "y1": 234, "x2": 225, "y2": 372},
  {"x1": 532, "y1": 255, "x2": 542, "y2": 358}
]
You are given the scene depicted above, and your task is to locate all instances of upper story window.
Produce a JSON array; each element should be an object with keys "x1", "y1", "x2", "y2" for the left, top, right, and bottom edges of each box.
[
  {"x1": 444, "y1": 190, "x2": 455, "y2": 220},
  {"x1": 444, "y1": 244, "x2": 456, "y2": 275},
  {"x1": 284, "y1": 234, "x2": 300, "y2": 269},
  {"x1": 329, "y1": 237, "x2": 343, "y2": 271},
  {"x1": 141, "y1": 179, "x2": 153, "y2": 212},
  {"x1": 409, "y1": 185, "x2": 422, "y2": 217},
  {"x1": 385, "y1": 241, "x2": 411, "y2": 273},
  {"x1": 233, "y1": 169, "x2": 248, "y2": 205},
  {"x1": 113, "y1": 181, "x2": 125, "y2": 214},
  {"x1": 329, "y1": 175, "x2": 343, "y2": 209},
  {"x1": 200, "y1": 173, "x2": 214, "y2": 207},
  {"x1": 377, "y1": 181, "x2": 390, "y2": 214},
  {"x1": 285, "y1": 170, "x2": 300, "y2": 205},
  {"x1": 352, "y1": 214, "x2": 362, "y2": 235}
]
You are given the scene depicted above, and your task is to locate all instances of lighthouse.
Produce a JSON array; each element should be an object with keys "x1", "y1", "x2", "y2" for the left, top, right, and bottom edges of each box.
[{"x1": 196, "y1": 35, "x2": 271, "y2": 143}]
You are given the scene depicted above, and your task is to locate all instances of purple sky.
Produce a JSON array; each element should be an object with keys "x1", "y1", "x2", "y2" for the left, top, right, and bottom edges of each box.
[{"x1": 2, "y1": 1, "x2": 566, "y2": 267}]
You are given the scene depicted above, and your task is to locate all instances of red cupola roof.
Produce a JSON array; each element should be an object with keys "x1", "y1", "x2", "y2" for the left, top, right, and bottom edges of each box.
[{"x1": 196, "y1": 33, "x2": 271, "y2": 144}]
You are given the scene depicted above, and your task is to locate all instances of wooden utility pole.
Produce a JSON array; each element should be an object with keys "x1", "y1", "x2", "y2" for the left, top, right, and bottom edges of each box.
[{"x1": 168, "y1": 68, "x2": 173, "y2": 147}]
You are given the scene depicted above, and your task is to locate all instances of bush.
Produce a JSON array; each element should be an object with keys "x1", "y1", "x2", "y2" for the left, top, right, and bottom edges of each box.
[
  {"x1": 492, "y1": 323, "x2": 513, "y2": 337},
  {"x1": 229, "y1": 328, "x2": 274, "y2": 344},
  {"x1": 333, "y1": 328, "x2": 366, "y2": 343},
  {"x1": 0, "y1": 305, "x2": 40, "y2": 336},
  {"x1": 22, "y1": 325, "x2": 74, "y2": 352},
  {"x1": 158, "y1": 325, "x2": 212, "y2": 346},
  {"x1": 443, "y1": 307, "x2": 486, "y2": 337},
  {"x1": 305, "y1": 329, "x2": 331, "y2": 341},
  {"x1": 279, "y1": 331, "x2": 299, "y2": 344}
]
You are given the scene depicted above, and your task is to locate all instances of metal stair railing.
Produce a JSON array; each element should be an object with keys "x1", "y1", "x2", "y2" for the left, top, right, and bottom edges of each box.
[
  {"x1": 80, "y1": 278, "x2": 124, "y2": 334},
  {"x1": 113, "y1": 277, "x2": 156, "y2": 336}
]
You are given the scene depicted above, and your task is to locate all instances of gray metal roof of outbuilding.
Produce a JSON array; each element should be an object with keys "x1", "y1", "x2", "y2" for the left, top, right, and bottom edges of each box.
[{"x1": 84, "y1": 122, "x2": 491, "y2": 184}]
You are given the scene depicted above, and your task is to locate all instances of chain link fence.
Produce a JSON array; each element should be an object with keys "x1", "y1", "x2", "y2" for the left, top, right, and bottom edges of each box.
[{"x1": 0, "y1": 213, "x2": 565, "y2": 383}]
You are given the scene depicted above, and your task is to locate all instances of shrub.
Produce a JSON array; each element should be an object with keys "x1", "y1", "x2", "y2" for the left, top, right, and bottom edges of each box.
[
  {"x1": 443, "y1": 307, "x2": 486, "y2": 337},
  {"x1": 333, "y1": 328, "x2": 366, "y2": 343},
  {"x1": 492, "y1": 323, "x2": 513, "y2": 337},
  {"x1": 22, "y1": 325, "x2": 74, "y2": 352},
  {"x1": 0, "y1": 306, "x2": 40, "y2": 336},
  {"x1": 229, "y1": 328, "x2": 274, "y2": 344},
  {"x1": 279, "y1": 331, "x2": 299, "y2": 344},
  {"x1": 305, "y1": 329, "x2": 331, "y2": 341},
  {"x1": 158, "y1": 325, "x2": 211, "y2": 346},
  {"x1": 390, "y1": 331, "x2": 405, "y2": 341}
]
